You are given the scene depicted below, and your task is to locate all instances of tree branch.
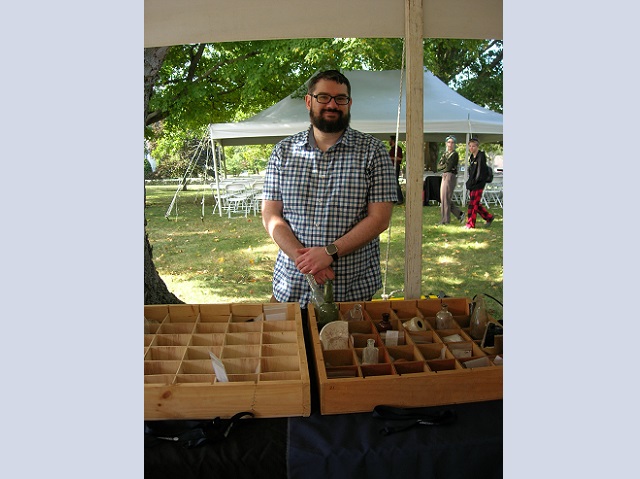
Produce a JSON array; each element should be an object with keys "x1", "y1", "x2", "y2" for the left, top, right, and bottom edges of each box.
[{"x1": 187, "y1": 44, "x2": 206, "y2": 82}]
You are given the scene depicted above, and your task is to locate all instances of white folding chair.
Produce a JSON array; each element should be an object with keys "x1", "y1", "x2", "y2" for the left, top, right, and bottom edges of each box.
[
  {"x1": 210, "y1": 180, "x2": 235, "y2": 216},
  {"x1": 492, "y1": 177, "x2": 503, "y2": 207},
  {"x1": 482, "y1": 177, "x2": 503, "y2": 208},
  {"x1": 221, "y1": 183, "x2": 252, "y2": 217},
  {"x1": 249, "y1": 180, "x2": 265, "y2": 216},
  {"x1": 452, "y1": 177, "x2": 465, "y2": 205}
]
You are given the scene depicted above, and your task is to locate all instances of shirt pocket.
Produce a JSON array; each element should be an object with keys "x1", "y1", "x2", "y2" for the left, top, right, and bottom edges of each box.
[{"x1": 327, "y1": 169, "x2": 368, "y2": 217}]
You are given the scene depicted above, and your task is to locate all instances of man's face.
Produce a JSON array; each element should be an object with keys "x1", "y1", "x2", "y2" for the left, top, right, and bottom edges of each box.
[
  {"x1": 469, "y1": 142, "x2": 479, "y2": 154},
  {"x1": 306, "y1": 79, "x2": 351, "y2": 133}
]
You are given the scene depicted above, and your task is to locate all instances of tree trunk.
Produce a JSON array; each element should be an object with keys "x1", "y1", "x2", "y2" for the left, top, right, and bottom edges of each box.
[
  {"x1": 144, "y1": 229, "x2": 183, "y2": 305},
  {"x1": 145, "y1": 46, "x2": 183, "y2": 305}
]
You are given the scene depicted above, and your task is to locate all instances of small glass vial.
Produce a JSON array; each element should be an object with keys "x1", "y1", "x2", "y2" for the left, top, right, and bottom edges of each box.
[
  {"x1": 376, "y1": 313, "x2": 393, "y2": 332},
  {"x1": 346, "y1": 303, "x2": 363, "y2": 321},
  {"x1": 435, "y1": 303, "x2": 456, "y2": 330},
  {"x1": 362, "y1": 338, "x2": 379, "y2": 365}
]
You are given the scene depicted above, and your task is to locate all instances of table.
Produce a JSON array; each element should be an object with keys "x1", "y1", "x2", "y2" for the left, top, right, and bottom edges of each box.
[
  {"x1": 145, "y1": 309, "x2": 503, "y2": 479},
  {"x1": 423, "y1": 174, "x2": 442, "y2": 205}
]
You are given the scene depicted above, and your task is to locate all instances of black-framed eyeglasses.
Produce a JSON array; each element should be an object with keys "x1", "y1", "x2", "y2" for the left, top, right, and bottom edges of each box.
[{"x1": 311, "y1": 94, "x2": 351, "y2": 105}]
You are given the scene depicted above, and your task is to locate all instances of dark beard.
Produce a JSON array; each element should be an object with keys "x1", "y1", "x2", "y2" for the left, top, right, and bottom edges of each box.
[{"x1": 310, "y1": 108, "x2": 350, "y2": 133}]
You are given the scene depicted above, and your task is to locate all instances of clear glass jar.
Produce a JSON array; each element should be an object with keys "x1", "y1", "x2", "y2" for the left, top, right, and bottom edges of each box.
[
  {"x1": 435, "y1": 303, "x2": 456, "y2": 329},
  {"x1": 346, "y1": 303, "x2": 363, "y2": 321},
  {"x1": 362, "y1": 338, "x2": 379, "y2": 365}
]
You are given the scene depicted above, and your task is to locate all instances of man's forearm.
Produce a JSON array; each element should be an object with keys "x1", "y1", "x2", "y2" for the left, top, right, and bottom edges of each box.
[
  {"x1": 262, "y1": 200, "x2": 304, "y2": 260},
  {"x1": 333, "y1": 202, "x2": 394, "y2": 256}
]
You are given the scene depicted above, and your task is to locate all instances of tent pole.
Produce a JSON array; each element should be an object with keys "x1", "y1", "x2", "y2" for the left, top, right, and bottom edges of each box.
[
  {"x1": 463, "y1": 114, "x2": 472, "y2": 207},
  {"x1": 403, "y1": 0, "x2": 424, "y2": 300},
  {"x1": 463, "y1": 132, "x2": 470, "y2": 208},
  {"x1": 210, "y1": 136, "x2": 223, "y2": 217}
]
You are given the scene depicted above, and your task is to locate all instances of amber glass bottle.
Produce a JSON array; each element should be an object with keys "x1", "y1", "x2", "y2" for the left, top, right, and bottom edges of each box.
[
  {"x1": 469, "y1": 294, "x2": 489, "y2": 340},
  {"x1": 376, "y1": 312, "x2": 393, "y2": 333}
]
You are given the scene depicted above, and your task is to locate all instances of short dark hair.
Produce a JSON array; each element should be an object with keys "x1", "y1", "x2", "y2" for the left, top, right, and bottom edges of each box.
[
  {"x1": 469, "y1": 137, "x2": 480, "y2": 145},
  {"x1": 307, "y1": 70, "x2": 351, "y2": 96}
]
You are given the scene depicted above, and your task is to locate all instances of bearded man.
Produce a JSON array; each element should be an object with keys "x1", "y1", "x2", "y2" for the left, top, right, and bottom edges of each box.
[{"x1": 261, "y1": 70, "x2": 397, "y2": 308}]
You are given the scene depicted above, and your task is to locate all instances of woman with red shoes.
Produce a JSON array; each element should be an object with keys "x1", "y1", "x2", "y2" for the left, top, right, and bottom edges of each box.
[{"x1": 464, "y1": 138, "x2": 495, "y2": 229}]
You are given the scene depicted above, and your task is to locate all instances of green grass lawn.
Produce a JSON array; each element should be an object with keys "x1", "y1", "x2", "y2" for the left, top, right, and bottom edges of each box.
[{"x1": 145, "y1": 183, "x2": 503, "y2": 318}]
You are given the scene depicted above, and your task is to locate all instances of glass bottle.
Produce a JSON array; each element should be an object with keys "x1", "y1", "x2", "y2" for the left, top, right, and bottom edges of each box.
[
  {"x1": 469, "y1": 294, "x2": 489, "y2": 340},
  {"x1": 362, "y1": 338, "x2": 379, "y2": 365},
  {"x1": 376, "y1": 312, "x2": 393, "y2": 332},
  {"x1": 315, "y1": 279, "x2": 339, "y2": 330},
  {"x1": 346, "y1": 303, "x2": 363, "y2": 321},
  {"x1": 435, "y1": 303, "x2": 456, "y2": 330},
  {"x1": 305, "y1": 273, "x2": 325, "y2": 310}
]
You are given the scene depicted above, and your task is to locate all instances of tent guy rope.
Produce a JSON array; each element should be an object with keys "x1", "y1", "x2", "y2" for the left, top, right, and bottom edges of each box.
[
  {"x1": 380, "y1": 39, "x2": 405, "y2": 301},
  {"x1": 164, "y1": 130, "x2": 210, "y2": 221}
]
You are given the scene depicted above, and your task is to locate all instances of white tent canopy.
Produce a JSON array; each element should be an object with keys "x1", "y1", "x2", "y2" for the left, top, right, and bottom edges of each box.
[
  {"x1": 208, "y1": 69, "x2": 502, "y2": 146},
  {"x1": 145, "y1": 0, "x2": 502, "y2": 48}
]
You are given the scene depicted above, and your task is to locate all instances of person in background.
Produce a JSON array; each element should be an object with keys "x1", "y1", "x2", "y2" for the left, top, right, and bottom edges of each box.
[
  {"x1": 436, "y1": 135, "x2": 464, "y2": 225},
  {"x1": 388, "y1": 135, "x2": 404, "y2": 205},
  {"x1": 261, "y1": 70, "x2": 397, "y2": 309},
  {"x1": 464, "y1": 138, "x2": 494, "y2": 229}
]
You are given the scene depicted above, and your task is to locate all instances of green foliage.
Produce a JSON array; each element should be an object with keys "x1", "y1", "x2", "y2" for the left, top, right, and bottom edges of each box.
[
  {"x1": 147, "y1": 38, "x2": 502, "y2": 136},
  {"x1": 224, "y1": 145, "x2": 273, "y2": 176},
  {"x1": 145, "y1": 38, "x2": 502, "y2": 179},
  {"x1": 147, "y1": 39, "x2": 348, "y2": 135},
  {"x1": 153, "y1": 152, "x2": 191, "y2": 179},
  {"x1": 449, "y1": 142, "x2": 503, "y2": 165},
  {"x1": 447, "y1": 40, "x2": 503, "y2": 113},
  {"x1": 146, "y1": 126, "x2": 213, "y2": 180},
  {"x1": 144, "y1": 158, "x2": 154, "y2": 179}
]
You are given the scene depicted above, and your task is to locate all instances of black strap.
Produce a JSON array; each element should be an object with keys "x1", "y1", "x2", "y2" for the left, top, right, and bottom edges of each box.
[
  {"x1": 144, "y1": 411, "x2": 255, "y2": 448},
  {"x1": 372, "y1": 405, "x2": 456, "y2": 435}
]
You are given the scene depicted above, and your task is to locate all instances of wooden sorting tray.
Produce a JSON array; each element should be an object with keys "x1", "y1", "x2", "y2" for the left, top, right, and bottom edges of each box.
[
  {"x1": 309, "y1": 298, "x2": 503, "y2": 415},
  {"x1": 145, "y1": 303, "x2": 311, "y2": 420}
]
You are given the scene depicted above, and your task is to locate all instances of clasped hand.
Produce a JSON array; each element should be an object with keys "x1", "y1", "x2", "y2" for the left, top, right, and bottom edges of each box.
[{"x1": 295, "y1": 247, "x2": 334, "y2": 285}]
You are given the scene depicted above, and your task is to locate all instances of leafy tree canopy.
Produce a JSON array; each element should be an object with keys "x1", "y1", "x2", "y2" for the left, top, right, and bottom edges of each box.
[{"x1": 145, "y1": 38, "x2": 502, "y2": 169}]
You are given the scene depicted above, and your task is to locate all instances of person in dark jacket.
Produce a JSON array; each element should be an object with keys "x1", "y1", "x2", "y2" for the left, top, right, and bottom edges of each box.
[
  {"x1": 464, "y1": 138, "x2": 494, "y2": 229},
  {"x1": 436, "y1": 135, "x2": 464, "y2": 224}
]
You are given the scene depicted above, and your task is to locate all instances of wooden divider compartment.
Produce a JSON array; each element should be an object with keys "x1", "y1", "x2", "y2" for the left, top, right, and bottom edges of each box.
[
  {"x1": 144, "y1": 303, "x2": 310, "y2": 420},
  {"x1": 309, "y1": 298, "x2": 503, "y2": 415}
]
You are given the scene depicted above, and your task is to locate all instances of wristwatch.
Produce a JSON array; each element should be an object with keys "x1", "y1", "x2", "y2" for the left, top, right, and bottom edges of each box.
[{"x1": 324, "y1": 243, "x2": 339, "y2": 262}]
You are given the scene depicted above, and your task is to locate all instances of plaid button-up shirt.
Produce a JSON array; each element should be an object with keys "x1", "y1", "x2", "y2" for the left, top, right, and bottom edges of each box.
[{"x1": 263, "y1": 126, "x2": 397, "y2": 307}]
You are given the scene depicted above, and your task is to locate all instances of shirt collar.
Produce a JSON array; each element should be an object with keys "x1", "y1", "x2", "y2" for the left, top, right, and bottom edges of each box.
[{"x1": 305, "y1": 125, "x2": 350, "y2": 149}]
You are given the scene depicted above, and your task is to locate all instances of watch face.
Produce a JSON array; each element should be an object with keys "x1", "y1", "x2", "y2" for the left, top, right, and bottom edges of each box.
[{"x1": 326, "y1": 244, "x2": 338, "y2": 255}]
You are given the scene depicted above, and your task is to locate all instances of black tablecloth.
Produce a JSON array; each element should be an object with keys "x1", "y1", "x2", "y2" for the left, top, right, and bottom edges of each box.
[
  {"x1": 288, "y1": 401, "x2": 502, "y2": 479},
  {"x1": 145, "y1": 416, "x2": 288, "y2": 478},
  {"x1": 423, "y1": 175, "x2": 442, "y2": 205},
  {"x1": 145, "y1": 399, "x2": 502, "y2": 479}
]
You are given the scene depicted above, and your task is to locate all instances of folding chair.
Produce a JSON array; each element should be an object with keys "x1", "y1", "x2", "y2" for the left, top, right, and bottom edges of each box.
[{"x1": 221, "y1": 183, "x2": 252, "y2": 217}]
